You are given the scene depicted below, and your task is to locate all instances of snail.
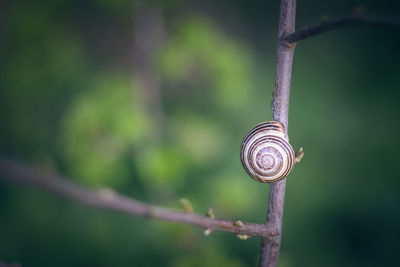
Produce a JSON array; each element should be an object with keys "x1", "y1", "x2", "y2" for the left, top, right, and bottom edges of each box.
[{"x1": 240, "y1": 121, "x2": 295, "y2": 183}]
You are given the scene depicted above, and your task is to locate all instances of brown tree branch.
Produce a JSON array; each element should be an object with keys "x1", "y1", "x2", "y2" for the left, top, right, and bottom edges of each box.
[
  {"x1": 0, "y1": 159, "x2": 274, "y2": 239},
  {"x1": 259, "y1": 0, "x2": 296, "y2": 266},
  {"x1": 284, "y1": 14, "x2": 400, "y2": 44},
  {"x1": 260, "y1": 5, "x2": 400, "y2": 267}
]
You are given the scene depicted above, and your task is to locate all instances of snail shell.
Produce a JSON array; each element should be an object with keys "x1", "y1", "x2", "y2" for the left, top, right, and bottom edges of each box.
[{"x1": 240, "y1": 121, "x2": 295, "y2": 183}]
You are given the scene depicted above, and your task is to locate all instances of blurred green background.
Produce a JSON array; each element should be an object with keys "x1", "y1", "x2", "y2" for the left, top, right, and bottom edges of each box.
[{"x1": 1, "y1": 0, "x2": 400, "y2": 266}]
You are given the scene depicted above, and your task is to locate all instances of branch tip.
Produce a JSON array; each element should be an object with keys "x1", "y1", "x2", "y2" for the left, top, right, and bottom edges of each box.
[
  {"x1": 270, "y1": 231, "x2": 276, "y2": 236},
  {"x1": 204, "y1": 228, "x2": 213, "y2": 236},
  {"x1": 295, "y1": 147, "x2": 304, "y2": 163},
  {"x1": 234, "y1": 220, "x2": 244, "y2": 227},
  {"x1": 205, "y1": 208, "x2": 215, "y2": 218},
  {"x1": 178, "y1": 198, "x2": 193, "y2": 213},
  {"x1": 236, "y1": 234, "x2": 251, "y2": 240}
]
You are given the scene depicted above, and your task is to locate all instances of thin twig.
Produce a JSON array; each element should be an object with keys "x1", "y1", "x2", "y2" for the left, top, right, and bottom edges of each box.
[
  {"x1": 259, "y1": 0, "x2": 296, "y2": 267},
  {"x1": 284, "y1": 14, "x2": 400, "y2": 44},
  {"x1": 0, "y1": 159, "x2": 273, "y2": 239}
]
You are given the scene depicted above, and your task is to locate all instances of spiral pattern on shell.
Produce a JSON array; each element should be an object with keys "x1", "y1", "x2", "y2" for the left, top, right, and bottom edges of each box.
[{"x1": 240, "y1": 121, "x2": 295, "y2": 183}]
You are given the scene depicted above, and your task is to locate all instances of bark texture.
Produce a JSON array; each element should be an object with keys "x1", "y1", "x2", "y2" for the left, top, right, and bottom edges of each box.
[{"x1": 259, "y1": 0, "x2": 296, "y2": 266}]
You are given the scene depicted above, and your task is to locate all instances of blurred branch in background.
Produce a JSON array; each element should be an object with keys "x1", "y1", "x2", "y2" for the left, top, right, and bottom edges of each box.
[
  {"x1": 0, "y1": 159, "x2": 275, "y2": 240},
  {"x1": 284, "y1": 12, "x2": 400, "y2": 44},
  {"x1": 133, "y1": 6, "x2": 165, "y2": 138}
]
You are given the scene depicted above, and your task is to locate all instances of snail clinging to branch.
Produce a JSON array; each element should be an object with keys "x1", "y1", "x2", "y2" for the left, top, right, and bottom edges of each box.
[{"x1": 240, "y1": 121, "x2": 295, "y2": 183}]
